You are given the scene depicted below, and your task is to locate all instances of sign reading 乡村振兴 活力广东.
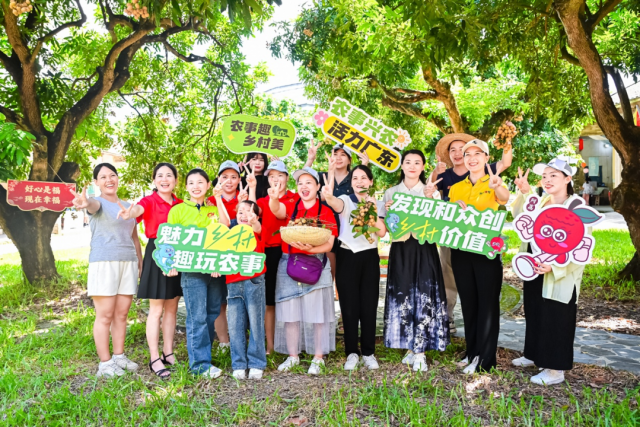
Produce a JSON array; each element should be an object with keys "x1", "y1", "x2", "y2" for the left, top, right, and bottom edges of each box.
[
  {"x1": 313, "y1": 97, "x2": 410, "y2": 172},
  {"x1": 152, "y1": 222, "x2": 266, "y2": 276},
  {"x1": 385, "y1": 193, "x2": 508, "y2": 259},
  {"x1": 222, "y1": 114, "x2": 296, "y2": 158},
  {"x1": 6, "y1": 180, "x2": 76, "y2": 212}
]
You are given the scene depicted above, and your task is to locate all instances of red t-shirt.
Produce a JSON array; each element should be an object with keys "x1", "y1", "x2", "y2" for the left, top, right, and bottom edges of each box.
[
  {"x1": 137, "y1": 192, "x2": 183, "y2": 239},
  {"x1": 207, "y1": 193, "x2": 239, "y2": 220},
  {"x1": 226, "y1": 230, "x2": 266, "y2": 284},
  {"x1": 281, "y1": 198, "x2": 338, "y2": 255},
  {"x1": 257, "y1": 191, "x2": 299, "y2": 248}
]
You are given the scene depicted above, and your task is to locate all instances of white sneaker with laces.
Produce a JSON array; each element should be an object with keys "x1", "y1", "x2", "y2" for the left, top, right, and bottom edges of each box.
[
  {"x1": 203, "y1": 365, "x2": 223, "y2": 379},
  {"x1": 248, "y1": 369, "x2": 263, "y2": 379},
  {"x1": 512, "y1": 356, "x2": 535, "y2": 367},
  {"x1": 362, "y1": 355, "x2": 379, "y2": 370},
  {"x1": 232, "y1": 369, "x2": 247, "y2": 380},
  {"x1": 96, "y1": 360, "x2": 125, "y2": 378},
  {"x1": 277, "y1": 356, "x2": 300, "y2": 372},
  {"x1": 112, "y1": 354, "x2": 138, "y2": 372},
  {"x1": 412, "y1": 354, "x2": 427, "y2": 372},
  {"x1": 308, "y1": 358, "x2": 324, "y2": 375},
  {"x1": 401, "y1": 350, "x2": 415, "y2": 365},
  {"x1": 462, "y1": 356, "x2": 479, "y2": 375},
  {"x1": 531, "y1": 369, "x2": 565, "y2": 386},
  {"x1": 343, "y1": 353, "x2": 359, "y2": 371}
]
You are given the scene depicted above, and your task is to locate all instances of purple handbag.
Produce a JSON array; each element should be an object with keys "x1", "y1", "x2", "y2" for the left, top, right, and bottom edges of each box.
[{"x1": 286, "y1": 200, "x2": 328, "y2": 285}]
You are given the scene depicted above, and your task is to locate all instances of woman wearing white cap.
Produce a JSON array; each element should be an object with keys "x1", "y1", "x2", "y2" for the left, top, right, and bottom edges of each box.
[
  {"x1": 447, "y1": 139, "x2": 510, "y2": 374},
  {"x1": 510, "y1": 159, "x2": 598, "y2": 385},
  {"x1": 269, "y1": 167, "x2": 339, "y2": 375}
]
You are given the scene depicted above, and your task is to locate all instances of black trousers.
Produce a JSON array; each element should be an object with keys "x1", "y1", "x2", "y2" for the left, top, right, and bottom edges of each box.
[
  {"x1": 264, "y1": 246, "x2": 283, "y2": 307},
  {"x1": 336, "y1": 247, "x2": 380, "y2": 356},
  {"x1": 451, "y1": 249, "x2": 503, "y2": 372},
  {"x1": 523, "y1": 274, "x2": 577, "y2": 370}
]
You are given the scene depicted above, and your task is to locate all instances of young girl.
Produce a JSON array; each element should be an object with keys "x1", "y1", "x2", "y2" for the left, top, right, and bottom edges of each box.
[
  {"x1": 220, "y1": 200, "x2": 267, "y2": 380},
  {"x1": 322, "y1": 165, "x2": 387, "y2": 371},
  {"x1": 241, "y1": 152, "x2": 270, "y2": 200},
  {"x1": 379, "y1": 150, "x2": 450, "y2": 372},
  {"x1": 71, "y1": 163, "x2": 143, "y2": 378},
  {"x1": 448, "y1": 139, "x2": 510, "y2": 374},
  {"x1": 269, "y1": 167, "x2": 338, "y2": 375},
  {"x1": 166, "y1": 169, "x2": 230, "y2": 378},
  {"x1": 249, "y1": 160, "x2": 299, "y2": 354},
  {"x1": 116, "y1": 163, "x2": 182, "y2": 379},
  {"x1": 511, "y1": 160, "x2": 584, "y2": 385}
]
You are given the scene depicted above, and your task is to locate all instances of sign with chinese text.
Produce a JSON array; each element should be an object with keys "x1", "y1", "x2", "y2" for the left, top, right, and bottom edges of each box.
[
  {"x1": 313, "y1": 98, "x2": 405, "y2": 172},
  {"x1": 6, "y1": 180, "x2": 76, "y2": 212},
  {"x1": 222, "y1": 114, "x2": 296, "y2": 158},
  {"x1": 511, "y1": 195, "x2": 603, "y2": 280},
  {"x1": 153, "y1": 222, "x2": 266, "y2": 276},
  {"x1": 385, "y1": 193, "x2": 508, "y2": 259}
]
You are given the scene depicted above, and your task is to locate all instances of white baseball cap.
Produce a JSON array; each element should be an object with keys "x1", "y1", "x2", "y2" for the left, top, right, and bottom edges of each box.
[
  {"x1": 218, "y1": 160, "x2": 240, "y2": 176},
  {"x1": 293, "y1": 167, "x2": 320, "y2": 184},
  {"x1": 265, "y1": 160, "x2": 288, "y2": 176},
  {"x1": 533, "y1": 158, "x2": 577, "y2": 176},
  {"x1": 462, "y1": 139, "x2": 490, "y2": 155}
]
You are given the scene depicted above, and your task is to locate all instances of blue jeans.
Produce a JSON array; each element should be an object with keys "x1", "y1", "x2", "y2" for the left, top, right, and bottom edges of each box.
[
  {"x1": 181, "y1": 273, "x2": 226, "y2": 374},
  {"x1": 226, "y1": 275, "x2": 267, "y2": 370}
]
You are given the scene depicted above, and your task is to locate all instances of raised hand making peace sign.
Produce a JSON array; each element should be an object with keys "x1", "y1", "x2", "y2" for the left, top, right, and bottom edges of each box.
[
  {"x1": 70, "y1": 186, "x2": 90, "y2": 210},
  {"x1": 245, "y1": 169, "x2": 257, "y2": 190},
  {"x1": 514, "y1": 167, "x2": 531, "y2": 194},
  {"x1": 307, "y1": 138, "x2": 322, "y2": 163},
  {"x1": 267, "y1": 181, "x2": 281, "y2": 200},
  {"x1": 424, "y1": 177, "x2": 443, "y2": 199},
  {"x1": 116, "y1": 201, "x2": 135, "y2": 220},
  {"x1": 213, "y1": 178, "x2": 230, "y2": 198},
  {"x1": 237, "y1": 182, "x2": 249, "y2": 203},
  {"x1": 487, "y1": 165, "x2": 504, "y2": 190}
]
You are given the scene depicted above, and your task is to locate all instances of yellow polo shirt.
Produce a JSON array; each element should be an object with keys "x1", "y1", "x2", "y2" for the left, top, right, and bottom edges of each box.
[{"x1": 448, "y1": 174, "x2": 507, "y2": 212}]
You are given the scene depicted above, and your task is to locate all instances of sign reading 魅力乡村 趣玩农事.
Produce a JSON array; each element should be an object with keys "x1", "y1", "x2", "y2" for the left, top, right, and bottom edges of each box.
[
  {"x1": 221, "y1": 114, "x2": 296, "y2": 158},
  {"x1": 385, "y1": 193, "x2": 509, "y2": 259},
  {"x1": 152, "y1": 222, "x2": 265, "y2": 276},
  {"x1": 313, "y1": 97, "x2": 410, "y2": 172}
]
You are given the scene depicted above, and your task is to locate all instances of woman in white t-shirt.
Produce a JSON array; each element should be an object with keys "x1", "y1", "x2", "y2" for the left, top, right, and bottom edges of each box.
[{"x1": 322, "y1": 165, "x2": 387, "y2": 371}]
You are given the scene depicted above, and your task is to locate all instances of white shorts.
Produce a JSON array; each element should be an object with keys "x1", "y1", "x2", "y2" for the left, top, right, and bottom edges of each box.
[{"x1": 87, "y1": 261, "x2": 138, "y2": 297}]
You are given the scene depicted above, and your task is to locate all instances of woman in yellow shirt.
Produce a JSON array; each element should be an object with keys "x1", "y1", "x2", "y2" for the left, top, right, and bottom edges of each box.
[{"x1": 448, "y1": 139, "x2": 509, "y2": 374}]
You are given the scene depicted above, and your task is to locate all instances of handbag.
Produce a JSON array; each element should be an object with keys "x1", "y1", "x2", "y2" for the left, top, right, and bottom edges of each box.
[{"x1": 286, "y1": 200, "x2": 328, "y2": 285}]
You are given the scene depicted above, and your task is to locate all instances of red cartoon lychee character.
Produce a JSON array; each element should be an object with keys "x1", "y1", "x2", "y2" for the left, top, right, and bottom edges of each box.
[
  {"x1": 486, "y1": 236, "x2": 508, "y2": 258},
  {"x1": 513, "y1": 195, "x2": 603, "y2": 280}
]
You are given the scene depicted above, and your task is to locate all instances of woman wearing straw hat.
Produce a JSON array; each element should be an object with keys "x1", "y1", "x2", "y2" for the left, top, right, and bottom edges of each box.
[{"x1": 431, "y1": 133, "x2": 513, "y2": 334}]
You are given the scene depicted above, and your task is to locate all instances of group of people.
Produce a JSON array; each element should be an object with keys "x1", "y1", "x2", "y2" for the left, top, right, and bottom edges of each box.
[{"x1": 72, "y1": 132, "x2": 587, "y2": 386}]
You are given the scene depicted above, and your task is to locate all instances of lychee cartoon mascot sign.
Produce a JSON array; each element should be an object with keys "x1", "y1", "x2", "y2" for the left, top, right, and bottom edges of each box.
[{"x1": 511, "y1": 195, "x2": 604, "y2": 280}]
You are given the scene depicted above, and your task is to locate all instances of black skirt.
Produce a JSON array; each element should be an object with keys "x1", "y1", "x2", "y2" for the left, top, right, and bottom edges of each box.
[{"x1": 138, "y1": 238, "x2": 183, "y2": 300}]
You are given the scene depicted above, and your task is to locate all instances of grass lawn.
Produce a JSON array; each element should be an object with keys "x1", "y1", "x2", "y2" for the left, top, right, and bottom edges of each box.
[{"x1": 1, "y1": 239, "x2": 639, "y2": 426}]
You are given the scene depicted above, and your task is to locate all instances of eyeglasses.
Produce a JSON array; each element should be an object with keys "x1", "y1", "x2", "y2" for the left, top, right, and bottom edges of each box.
[{"x1": 463, "y1": 152, "x2": 487, "y2": 158}]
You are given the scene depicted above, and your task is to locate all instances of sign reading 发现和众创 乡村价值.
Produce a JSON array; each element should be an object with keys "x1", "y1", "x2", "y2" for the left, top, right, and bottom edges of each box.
[
  {"x1": 152, "y1": 222, "x2": 266, "y2": 276},
  {"x1": 221, "y1": 114, "x2": 296, "y2": 158},
  {"x1": 385, "y1": 193, "x2": 509, "y2": 259},
  {"x1": 6, "y1": 180, "x2": 76, "y2": 212},
  {"x1": 313, "y1": 97, "x2": 409, "y2": 172}
]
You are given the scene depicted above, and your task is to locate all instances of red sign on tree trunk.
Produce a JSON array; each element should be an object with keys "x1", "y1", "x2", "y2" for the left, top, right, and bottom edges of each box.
[{"x1": 6, "y1": 180, "x2": 76, "y2": 212}]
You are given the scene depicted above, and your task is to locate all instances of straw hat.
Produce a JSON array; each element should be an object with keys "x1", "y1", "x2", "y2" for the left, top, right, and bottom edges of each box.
[{"x1": 435, "y1": 133, "x2": 476, "y2": 168}]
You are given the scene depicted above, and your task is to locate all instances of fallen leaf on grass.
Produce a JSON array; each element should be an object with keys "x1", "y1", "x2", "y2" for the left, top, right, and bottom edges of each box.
[{"x1": 285, "y1": 415, "x2": 309, "y2": 426}]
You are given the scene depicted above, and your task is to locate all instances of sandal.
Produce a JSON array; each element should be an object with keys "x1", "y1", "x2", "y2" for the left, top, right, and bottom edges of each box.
[
  {"x1": 149, "y1": 358, "x2": 171, "y2": 380},
  {"x1": 161, "y1": 352, "x2": 175, "y2": 366}
]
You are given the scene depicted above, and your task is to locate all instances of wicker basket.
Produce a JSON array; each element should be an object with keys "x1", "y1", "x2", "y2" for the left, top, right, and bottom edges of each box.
[{"x1": 280, "y1": 225, "x2": 332, "y2": 246}]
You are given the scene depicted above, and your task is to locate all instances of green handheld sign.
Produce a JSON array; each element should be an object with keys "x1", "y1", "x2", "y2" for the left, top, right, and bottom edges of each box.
[
  {"x1": 385, "y1": 193, "x2": 508, "y2": 259},
  {"x1": 222, "y1": 114, "x2": 297, "y2": 158}
]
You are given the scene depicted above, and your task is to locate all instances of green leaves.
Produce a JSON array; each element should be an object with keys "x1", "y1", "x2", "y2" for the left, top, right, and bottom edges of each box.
[{"x1": 0, "y1": 114, "x2": 34, "y2": 180}]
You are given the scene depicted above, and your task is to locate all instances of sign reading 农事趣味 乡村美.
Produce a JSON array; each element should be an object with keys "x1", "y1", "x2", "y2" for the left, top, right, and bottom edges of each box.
[
  {"x1": 6, "y1": 180, "x2": 76, "y2": 212},
  {"x1": 385, "y1": 193, "x2": 508, "y2": 259},
  {"x1": 313, "y1": 97, "x2": 410, "y2": 172},
  {"x1": 222, "y1": 114, "x2": 297, "y2": 158},
  {"x1": 152, "y1": 222, "x2": 266, "y2": 276}
]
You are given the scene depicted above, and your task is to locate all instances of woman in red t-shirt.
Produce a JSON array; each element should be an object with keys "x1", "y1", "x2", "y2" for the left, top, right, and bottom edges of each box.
[
  {"x1": 268, "y1": 167, "x2": 338, "y2": 375},
  {"x1": 116, "y1": 163, "x2": 182, "y2": 379}
]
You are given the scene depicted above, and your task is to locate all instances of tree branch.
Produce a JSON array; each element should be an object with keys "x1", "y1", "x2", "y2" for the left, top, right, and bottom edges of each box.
[
  {"x1": 118, "y1": 90, "x2": 151, "y2": 138},
  {"x1": 560, "y1": 45, "x2": 580, "y2": 66},
  {"x1": 474, "y1": 109, "x2": 515, "y2": 141},
  {"x1": 0, "y1": 106, "x2": 31, "y2": 132},
  {"x1": 30, "y1": 0, "x2": 87, "y2": 62},
  {"x1": 587, "y1": 0, "x2": 622, "y2": 34},
  {"x1": 371, "y1": 77, "x2": 438, "y2": 104},
  {"x1": 381, "y1": 97, "x2": 452, "y2": 134},
  {"x1": 605, "y1": 66, "x2": 634, "y2": 125},
  {"x1": 421, "y1": 65, "x2": 466, "y2": 132}
]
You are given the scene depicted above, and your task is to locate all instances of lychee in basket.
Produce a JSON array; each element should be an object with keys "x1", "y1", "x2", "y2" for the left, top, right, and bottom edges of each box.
[{"x1": 280, "y1": 225, "x2": 332, "y2": 246}]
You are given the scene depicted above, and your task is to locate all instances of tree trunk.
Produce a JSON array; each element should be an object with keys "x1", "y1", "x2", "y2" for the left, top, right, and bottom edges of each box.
[{"x1": 611, "y1": 162, "x2": 640, "y2": 280}]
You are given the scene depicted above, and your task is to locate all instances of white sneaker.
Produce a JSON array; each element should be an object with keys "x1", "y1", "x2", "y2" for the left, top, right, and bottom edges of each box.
[
  {"x1": 531, "y1": 369, "x2": 565, "y2": 386},
  {"x1": 343, "y1": 353, "x2": 359, "y2": 371},
  {"x1": 412, "y1": 354, "x2": 428, "y2": 372},
  {"x1": 248, "y1": 369, "x2": 263, "y2": 379},
  {"x1": 218, "y1": 342, "x2": 230, "y2": 352},
  {"x1": 512, "y1": 356, "x2": 535, "y2": 367},
  {"x1": 232, "y1": 369, "x2": 247, "y2": 380},
  {"x1": 202, "y1": 365, "x2": 223, "y2": 379},
  {"x1": 449, "y1": 320, "x2": 457, "y2": 334},
  {"x1": 462, "y1": 356, "x2": 479, "y2": 375},
  {"x1": 277, "y1": 356, "x2": 300, "y2": 372},
  {"x1": 401, "y1": 350, "x2": 415, "y2": 365},
  {"x1": 96, "y1": 360, "x2": 125, "y2": 378},
  {"x1": 460, "y1": 357, "x2": 469, "y2": 364},
  {"x1": 112, "y1": 354, "x2": 138, "y2": 372},
  {"x1": 308, "y1": 358, "x2": 324, "y2": 375},
  {"x1": 362, "y1": 355, "x2": 379, "y2": 370}
]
